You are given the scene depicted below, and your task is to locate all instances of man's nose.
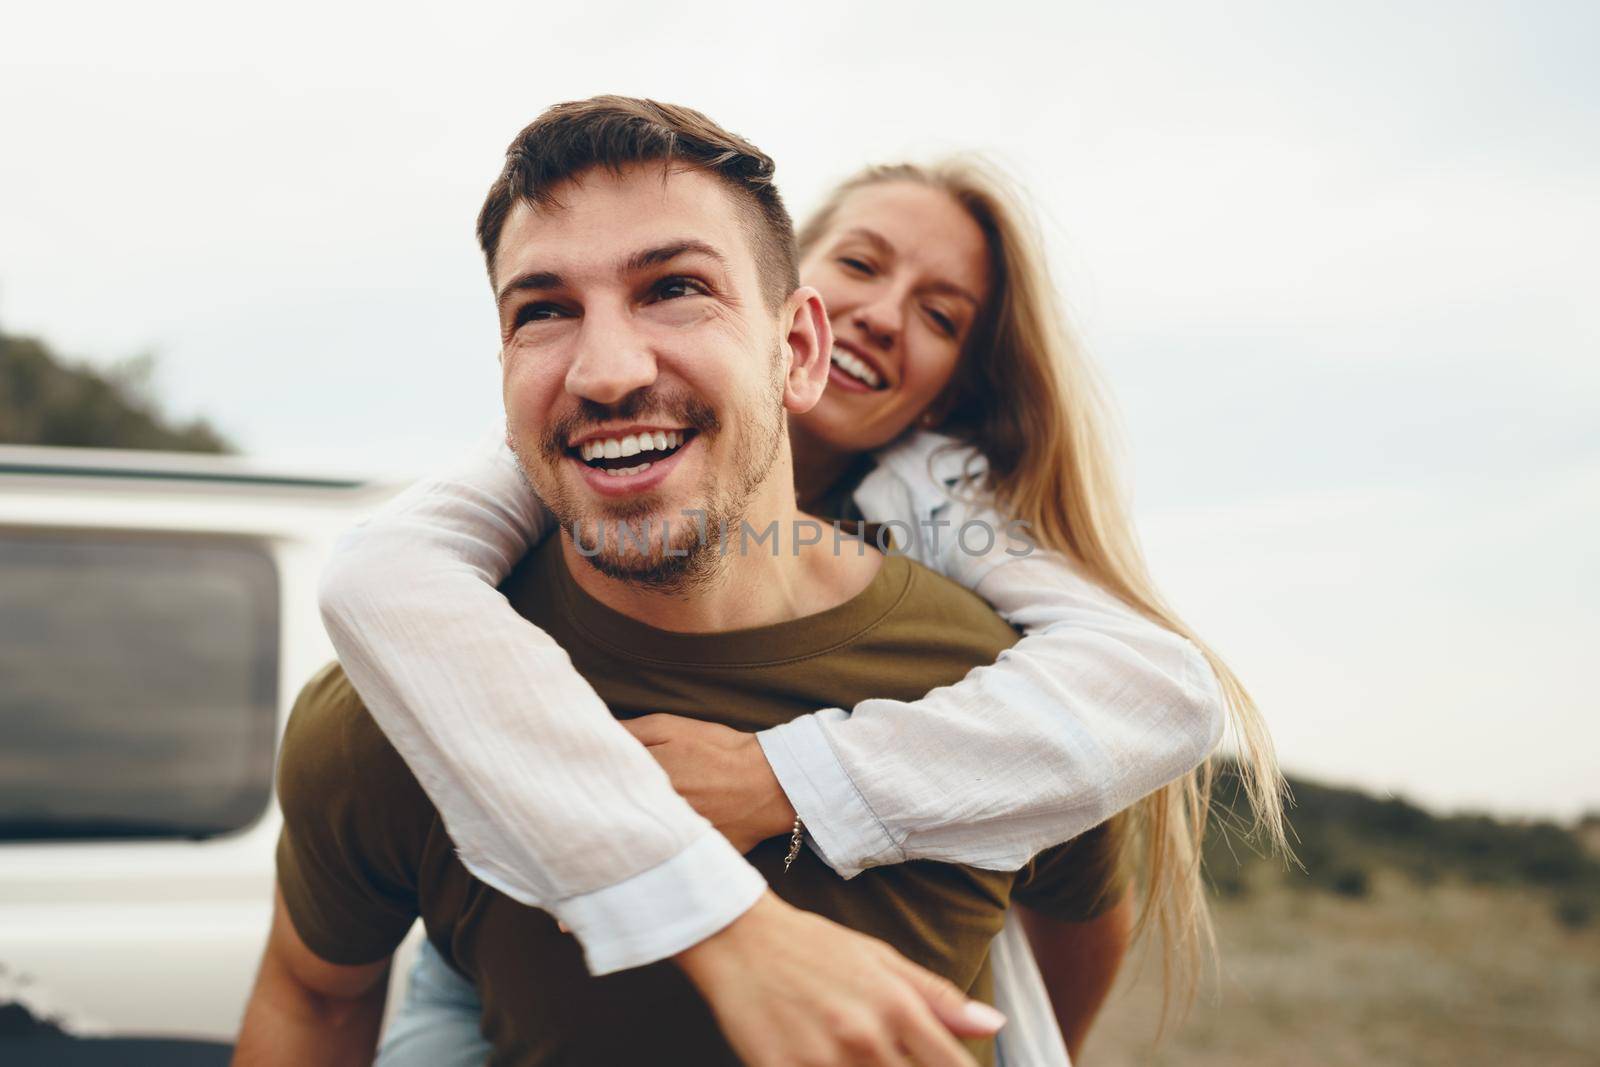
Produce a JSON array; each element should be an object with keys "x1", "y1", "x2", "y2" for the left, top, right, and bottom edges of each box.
[{"x1": 564, "y1": 314, "x2": 658, "y2": 404}]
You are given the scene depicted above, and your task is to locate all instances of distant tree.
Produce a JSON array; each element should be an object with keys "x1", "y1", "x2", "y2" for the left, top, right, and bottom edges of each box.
[
  {"x1": 0, "y1": 331, "x2": 231, "y2": 453},
  {"x1": 1203, "y1": 761, "x2": 1600, "y2": 924}
]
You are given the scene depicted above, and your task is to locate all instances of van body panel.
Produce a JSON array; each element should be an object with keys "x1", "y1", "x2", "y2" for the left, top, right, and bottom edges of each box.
[{"x1": 1, "y1": 446, "x2": 427, "y2": 1041}]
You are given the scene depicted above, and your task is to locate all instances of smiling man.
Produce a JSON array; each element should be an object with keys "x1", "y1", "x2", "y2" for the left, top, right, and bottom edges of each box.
[
  {"x1": 497, "y1": 204, "x2": 796, "y2": 593},
  {"x1": 232, "y1": 98, "x2": 1107, "y2": 1067}
]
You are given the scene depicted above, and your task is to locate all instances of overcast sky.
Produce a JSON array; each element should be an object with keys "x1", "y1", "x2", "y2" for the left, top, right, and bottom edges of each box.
[{"x1": 4, "y1": 1, "x2": 1596, "y2": 820}]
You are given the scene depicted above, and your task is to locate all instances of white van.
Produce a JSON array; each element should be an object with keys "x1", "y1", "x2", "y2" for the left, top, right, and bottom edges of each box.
[{"x1": 0, "y1": 444, "x2": 411, "y2": 1061}]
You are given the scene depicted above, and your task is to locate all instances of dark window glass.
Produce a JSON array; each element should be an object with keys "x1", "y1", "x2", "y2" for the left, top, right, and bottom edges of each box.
[{"x1": 0, "y1": 530, "x2": 279, "y2": 840}]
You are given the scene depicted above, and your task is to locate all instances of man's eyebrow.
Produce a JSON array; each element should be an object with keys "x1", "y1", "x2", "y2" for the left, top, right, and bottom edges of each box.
[
  {"x1": 495, "y1": 241, "x2": 730, "y2": 309},
  {"x1": 496, "y1": 270, "x2": 562, "y2": 309},
  {"x1": 624, "y1": 240, "x2": 730, "y2": 274}
]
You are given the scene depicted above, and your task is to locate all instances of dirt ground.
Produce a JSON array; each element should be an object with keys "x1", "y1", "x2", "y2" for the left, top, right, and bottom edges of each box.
[{"x1": 1076, "y1": 873, "x2": 1600, "y2": 1067}]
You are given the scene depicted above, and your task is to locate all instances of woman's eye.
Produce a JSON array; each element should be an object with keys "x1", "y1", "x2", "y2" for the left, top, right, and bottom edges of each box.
[
  {"x1": 838, "y1": 257, "x2": 875, "y2": 276},
  {"x1": 653, "y1": 276, "x2": 708, "y2": 301},
  {"x1": 926, "y1": 307, "x2": 957, "y2": 337}
]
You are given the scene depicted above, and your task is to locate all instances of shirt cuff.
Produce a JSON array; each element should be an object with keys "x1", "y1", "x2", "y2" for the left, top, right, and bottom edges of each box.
[
  {"x1": 543, "y1": 830, "x2": 767, "y2": 976},
  {"x1": 757, "y1": 711, "x2": 902, "y2": 880}
]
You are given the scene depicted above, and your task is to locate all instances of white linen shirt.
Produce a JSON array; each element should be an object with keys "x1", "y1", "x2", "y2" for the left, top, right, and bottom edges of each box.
[
  {"x1": 764, "y1": 432, "x2": 1226, "y2": 877},
  {"x1": 317, "y1": 427, "x2": 1225, "y2": 983}
]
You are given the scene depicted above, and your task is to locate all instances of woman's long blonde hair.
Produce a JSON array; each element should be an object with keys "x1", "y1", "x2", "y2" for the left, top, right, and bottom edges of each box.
[{"x1": 798, "y1": 159, "x2": 1291, "y2": 1013}]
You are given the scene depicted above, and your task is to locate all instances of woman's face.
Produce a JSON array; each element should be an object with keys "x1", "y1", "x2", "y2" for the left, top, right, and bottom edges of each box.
[{"x1": 795, "y1": 181, "x2": 991, "y2": 454}]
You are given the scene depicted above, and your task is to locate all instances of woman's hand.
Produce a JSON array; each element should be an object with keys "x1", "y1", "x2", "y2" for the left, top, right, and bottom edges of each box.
[{"x1": 622, "y1": 714, "x2": 797, "y2": 854}]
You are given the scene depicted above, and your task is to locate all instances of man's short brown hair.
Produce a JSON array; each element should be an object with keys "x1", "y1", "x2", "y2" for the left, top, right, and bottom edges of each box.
[{"x1": 477, "y1": 96, "x2": 800, "y2": 312}]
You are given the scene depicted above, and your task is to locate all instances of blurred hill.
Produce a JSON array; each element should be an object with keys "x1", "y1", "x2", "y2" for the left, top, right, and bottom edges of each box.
[
  {"x1": 1206, "y1": 767, "x2": 1600, "y2": 927},
  {"x1": 0, "y1": 330, "x2": 231, "y2": 452},
  {"x1": 1083, "y1": 769, "x2": 1600, "y2": 1066}
]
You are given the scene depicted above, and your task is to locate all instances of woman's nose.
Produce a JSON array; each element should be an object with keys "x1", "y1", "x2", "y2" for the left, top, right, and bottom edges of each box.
[{"x1": 853, "y1": 299, "x2": 901, "y2": 351}]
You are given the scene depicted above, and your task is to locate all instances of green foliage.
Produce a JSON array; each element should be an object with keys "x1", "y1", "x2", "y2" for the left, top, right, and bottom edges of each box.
[
  {"x1": 1203, "y1": 764, "x2": 1600, "y2": 923},
  {"x1": 0, "y1": 331, "x2": 231, "y2": 453},
  {"x1": 1554, "y1": 897, "x2": 1592, "y2": 930},
  {"x1": 1329, "y1": 866, "x2": 1371, "y2": 899}
]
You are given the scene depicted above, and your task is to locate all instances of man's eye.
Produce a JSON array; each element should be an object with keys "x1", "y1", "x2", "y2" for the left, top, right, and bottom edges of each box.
[
  {"x1": 653, "y1": 276, "x2": 708, "y2": 301},
  {"x1": 515, "y1": 303, "x2": 567, "y2": 326},
  {"x1": 839, "y1": 257, "x2": 875, "y2": 276}
]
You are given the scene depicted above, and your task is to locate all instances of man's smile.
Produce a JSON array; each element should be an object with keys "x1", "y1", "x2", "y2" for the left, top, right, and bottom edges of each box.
[
  {"x1": 568, "y1": 424, "x2": 696, "y2": 466},
  {"x1": 565, "y1": 428, "x2": 701, "y2": 498}
]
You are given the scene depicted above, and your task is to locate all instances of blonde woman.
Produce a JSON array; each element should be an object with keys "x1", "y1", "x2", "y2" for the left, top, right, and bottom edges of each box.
[{"x1": 320, "y1": 156, "x2": 1287, "y2": 1064}]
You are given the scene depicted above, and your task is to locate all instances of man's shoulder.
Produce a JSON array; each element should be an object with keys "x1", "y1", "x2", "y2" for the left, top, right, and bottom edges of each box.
[
  {"x1": 274, "y1": 661, "x2": 431, "y2": 968},
  {"x1": 278, "y1": 661, "x2": 425, "y2": 817},
  {"x1": 282, "y1": 660, "x2": 392, "y2": 762},
  {"x1": 873, "y1": 554, "x2": 1020, "y2": 658},
  {"x1": 290, "y1": 659, "x2": 364, "y2": 718}
]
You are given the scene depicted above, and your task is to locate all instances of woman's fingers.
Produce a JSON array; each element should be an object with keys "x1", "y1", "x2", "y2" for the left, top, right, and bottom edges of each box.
[
  {"x1": 878, "y1": 944, "x2": 1006, "y2": 1038},
  {"x1": 896, "y1": 1007, "x2": 980, "y2": 1067},
  {"x1": 677, "y1": 893, "x2": 981, "y2": 1067}
]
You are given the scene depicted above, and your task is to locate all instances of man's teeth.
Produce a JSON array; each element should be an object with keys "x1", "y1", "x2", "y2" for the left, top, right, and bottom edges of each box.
[
  {"x1": 579, "y1": 430, "x2": 683, "y2": 462},
  {"x1": 831, "y1": 347, "x2": 881, "y2": 388},
  {"x1": 604, "y1": 462, "x2": 651, "y2": 477}
]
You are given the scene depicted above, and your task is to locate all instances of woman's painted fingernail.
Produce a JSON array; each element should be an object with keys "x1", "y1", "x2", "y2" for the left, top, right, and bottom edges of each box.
[{"x1": 962, "y1": 1001, "x2": 1007, "y2": 1031}]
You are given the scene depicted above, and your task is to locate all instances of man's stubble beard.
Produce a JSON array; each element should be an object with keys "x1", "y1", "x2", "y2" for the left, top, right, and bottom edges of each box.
[{"x1": 508, "y1": 345, "x2": 788, "y2": 594}]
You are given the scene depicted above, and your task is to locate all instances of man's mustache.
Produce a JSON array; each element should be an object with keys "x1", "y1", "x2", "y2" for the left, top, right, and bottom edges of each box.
[{"x1": 541, "y1": 389, "x2": 722, "y2": 458}]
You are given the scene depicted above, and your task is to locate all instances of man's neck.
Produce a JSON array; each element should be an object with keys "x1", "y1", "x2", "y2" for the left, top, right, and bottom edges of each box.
[
  {"x1": 560, "y1": 470, "x2": 882, "y2": 634},
  {"x1": 787, "y1": 419, "x2": 859, "y2": 515}
]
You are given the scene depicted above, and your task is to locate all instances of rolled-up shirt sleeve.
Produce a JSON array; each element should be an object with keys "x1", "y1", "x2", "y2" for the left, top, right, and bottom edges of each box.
[
  {"x1": 318, "y1": 426, "x2": 765, "y2": 975},
  {"x1": 759, "y1": 491, "x2": 1225, "y2": 878}
]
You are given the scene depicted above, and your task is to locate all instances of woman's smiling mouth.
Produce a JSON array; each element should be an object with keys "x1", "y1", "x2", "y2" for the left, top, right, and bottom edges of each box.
[{"x1": 828, "y1": 343, "x2": 890, "y2": 393}]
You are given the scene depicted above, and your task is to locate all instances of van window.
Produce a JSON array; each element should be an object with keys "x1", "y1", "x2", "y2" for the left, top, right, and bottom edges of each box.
[{"x1": 0, "y1": 529, "x2": 279, "y2": 840}]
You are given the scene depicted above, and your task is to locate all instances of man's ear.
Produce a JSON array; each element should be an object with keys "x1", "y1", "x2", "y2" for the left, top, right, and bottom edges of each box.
[{"x1": 779, "y1": 286, "x2": 832, "y2": 414}]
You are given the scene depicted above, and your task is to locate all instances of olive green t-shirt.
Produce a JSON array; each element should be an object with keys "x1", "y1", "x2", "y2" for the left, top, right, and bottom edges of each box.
[{"x1": 276, "y1": 537, "x2": 1127, "y2": 1066}]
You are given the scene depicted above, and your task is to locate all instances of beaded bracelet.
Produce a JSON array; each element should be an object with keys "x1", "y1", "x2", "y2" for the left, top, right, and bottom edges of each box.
[{"x1": 782, "y1": 816, "x2": 805, "y2": 873}]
